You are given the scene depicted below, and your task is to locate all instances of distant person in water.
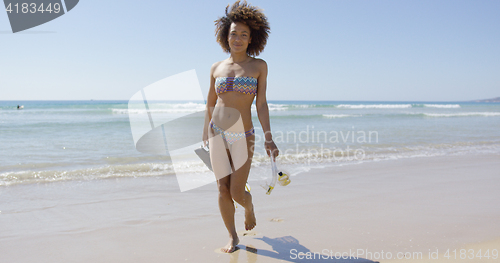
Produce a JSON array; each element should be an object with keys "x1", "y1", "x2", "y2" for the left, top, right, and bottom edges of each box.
[{"x1": 202, "y1": 0, "x2": 278, "y2": 253}]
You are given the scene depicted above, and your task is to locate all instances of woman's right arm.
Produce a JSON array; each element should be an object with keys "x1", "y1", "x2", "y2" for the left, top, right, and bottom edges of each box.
[{"x1": 202, "y1": 63, "x2": 219, "y2": 146}]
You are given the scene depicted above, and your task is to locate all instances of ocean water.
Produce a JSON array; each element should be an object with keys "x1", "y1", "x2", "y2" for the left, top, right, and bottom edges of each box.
[{"x1": 1, "y1": 100, "x2": 499, "y2": 186}]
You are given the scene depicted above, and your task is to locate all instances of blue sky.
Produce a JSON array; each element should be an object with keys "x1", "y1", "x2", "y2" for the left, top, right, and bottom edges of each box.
[{"x1": 1, "y1": 0, "x2": 499, "y2": 101}]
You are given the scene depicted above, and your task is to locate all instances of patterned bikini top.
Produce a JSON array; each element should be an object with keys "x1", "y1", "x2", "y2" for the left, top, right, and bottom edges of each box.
[{"x1": 215, "y1": 76, "x2": 258, "y2": 95}]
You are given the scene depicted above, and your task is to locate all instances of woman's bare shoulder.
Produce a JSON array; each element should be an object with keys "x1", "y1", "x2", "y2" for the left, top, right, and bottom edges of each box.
[
  {"x1": 250, "y1": 58, "x2": 267, "y2": 76},
  {"x1": 211, "y1": 60, "x2": 224, "y2": 70},
  {"x1": 210, "y1": 60, "x2": 226, "y2": 76},
  {"x1": 251, "y1": 57, "x2": 267, "y2": 66}
]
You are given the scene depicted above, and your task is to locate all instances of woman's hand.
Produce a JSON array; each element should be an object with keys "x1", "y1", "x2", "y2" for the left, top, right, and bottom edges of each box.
[
  {"x1": 265, "y1": 140, "x2": 279, "y2": 160},
  {"x1": 202, "y1": 132, "x2": 209, "y2": 147}
]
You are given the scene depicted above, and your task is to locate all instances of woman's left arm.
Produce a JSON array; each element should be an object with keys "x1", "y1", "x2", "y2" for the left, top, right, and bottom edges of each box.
[{"x1": 255, "y1": 59, "x2": 279, "y2": 159}]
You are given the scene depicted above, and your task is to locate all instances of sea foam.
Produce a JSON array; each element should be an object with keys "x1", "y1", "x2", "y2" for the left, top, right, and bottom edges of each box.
[{"x1": 337, "y1": 104, "x2": 412, "y2": 109}]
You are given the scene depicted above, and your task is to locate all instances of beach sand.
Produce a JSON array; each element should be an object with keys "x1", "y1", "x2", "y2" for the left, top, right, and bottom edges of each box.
[{"x1": 1, "y1": 154, "x2": 499, "y2": 262}]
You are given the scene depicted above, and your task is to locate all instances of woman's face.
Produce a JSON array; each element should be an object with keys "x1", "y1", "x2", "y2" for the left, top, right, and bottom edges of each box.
[{"x1": 228, "y1": 22, "x2": 251, "y2": 54}]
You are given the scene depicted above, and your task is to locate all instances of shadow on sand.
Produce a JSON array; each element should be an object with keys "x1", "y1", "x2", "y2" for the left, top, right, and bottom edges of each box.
[{"x1": 226, "y1": 236, "x2": 378, "y2": 263}]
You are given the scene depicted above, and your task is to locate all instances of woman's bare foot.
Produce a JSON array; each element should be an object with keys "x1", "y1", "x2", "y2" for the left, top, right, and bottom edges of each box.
[
  {"x1": 221, "y1": 236, "x2": 239, "y2": 253},
  {"x1": 245, "y1": 205, "x2": 257, "y2": 231}
]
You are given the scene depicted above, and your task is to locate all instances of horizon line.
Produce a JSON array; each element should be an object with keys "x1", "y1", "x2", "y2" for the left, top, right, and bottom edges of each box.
[{"x1": 1, "y1": 98, "x2": 498, "y2": 103}]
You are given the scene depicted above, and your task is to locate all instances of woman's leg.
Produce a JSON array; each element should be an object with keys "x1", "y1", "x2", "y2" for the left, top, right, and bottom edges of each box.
[
  {"x1": 229, "y1": 135, "x2": 256, "y2": 231},
  {"x1": 210, "y1": 128, "x2": 239, "y2": 252},
  {"x1": 217, "y1": 173, "x2": 239, "y2": 253},
  {"x1": 212, "y1": 130, "x2": 255, "y2": 252}
]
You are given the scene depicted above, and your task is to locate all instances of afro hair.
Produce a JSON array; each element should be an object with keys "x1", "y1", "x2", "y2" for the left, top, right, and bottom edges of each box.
[{"x1": 215, "y1": 1, "x2": 270, "y2": 56}]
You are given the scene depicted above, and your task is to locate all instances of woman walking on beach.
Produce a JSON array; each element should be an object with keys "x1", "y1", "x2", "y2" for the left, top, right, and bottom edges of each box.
[{"x1": 202, "y1": 1, "x2": 278, "y2": 253}]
